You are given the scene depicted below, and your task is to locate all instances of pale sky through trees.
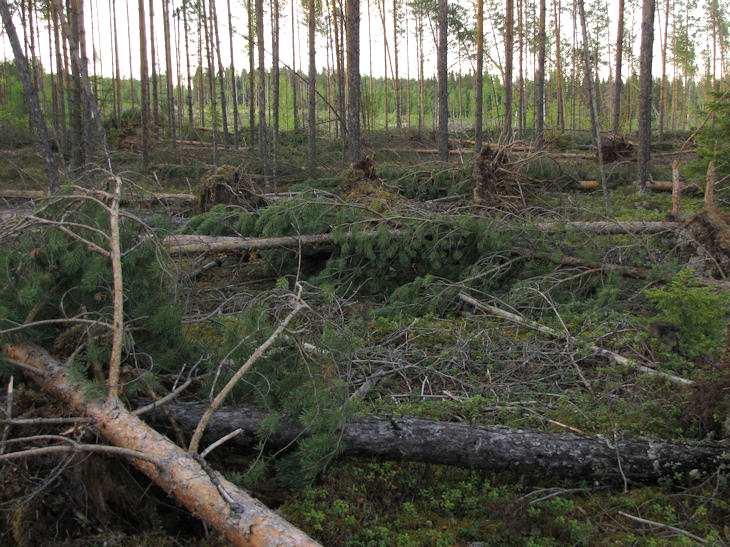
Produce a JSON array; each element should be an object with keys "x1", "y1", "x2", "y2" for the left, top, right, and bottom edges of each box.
[{"x1": 0, "y1": 0, "x2": 717, "y2": 81}]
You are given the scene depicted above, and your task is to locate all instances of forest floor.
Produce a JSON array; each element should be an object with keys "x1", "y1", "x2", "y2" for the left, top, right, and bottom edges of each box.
[{"x1": 0, "y1": 129, "x2": 728, "y2": 546}]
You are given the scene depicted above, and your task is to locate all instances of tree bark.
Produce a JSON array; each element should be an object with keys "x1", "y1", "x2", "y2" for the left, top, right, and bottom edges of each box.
[
  {"x1": 307, "y1": 0, "x2": 317, "y2": 174},
  {"x1": 149, "y1": 0, "x2": 159, "y2": 126},
  {"x1": 346, "y1": 0, "x2": 361, "y2": 162},
  {"x1": 210, "y1": 0, "x2": 230, "y2": 144},
  {"x1": 182, "y1": 0, "x2": 194, "y2": 128},
  {"x1": 611, "y1": 0, "x2": 624, "y2": 134},
  {"x1": 162, "y1": 0, "x2": 176, "y2": 146},
  {"x1": 474, "y1": 0, "x2": 484, "y2": 151},
  {"x1": 150, "y1": 401, "x2": 728, "y2": 484},
  {"x1": 553, "y1": 0, "x2": 565, "y2": 132},
  {"x1": 255, "y1": 0, "x2": 271, "y2": 176},
  {"x1": 503, "y1": 0, "x2": 514, "y2": 140},
  {"x1": 227, "y1": 0, "x2": 240, "y2": 143},
  {"x1": 138, "y1": 0, "x2": 151, "y2": 166},
  {"x1": 577, "y1": 0, "x2": 608, "y2": 209},
  {"x1": 436, "y1": 0, "x2": 448, "y2": 162},
  {"x1": 535, "y1": 0, "x2": 546, "y2": 148},
  {"x1": 3, "y1": 344, "x2": 319, "y2": 547},
  {"x1": 637, "y1": 0, "x2": 655, "y2": 190},
  {"x1": 0, "y1": 0, "x2": 61, "y2": 193},
  {"x1": 658, "y1": 0, "x2": 669, "y2": 138},
  {"x1": 272, "y1": 0, "x2": 281, "y2": 167},
  {"x1": 247, "y1": 0, "x2": 256, "y2": 145}
]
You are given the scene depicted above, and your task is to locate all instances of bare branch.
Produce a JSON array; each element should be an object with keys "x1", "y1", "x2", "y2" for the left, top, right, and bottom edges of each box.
[{"x1": 188, "y1": 292, "x2": 308, "y2": 453}]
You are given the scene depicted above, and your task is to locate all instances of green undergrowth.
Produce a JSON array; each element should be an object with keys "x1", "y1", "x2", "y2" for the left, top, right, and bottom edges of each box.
[
  {"x1": 0, "y1": 196, "x2": 195, "y2": 393},
  {"x1": 271, "y1": 459, "x2": 729, "y2": 545}
]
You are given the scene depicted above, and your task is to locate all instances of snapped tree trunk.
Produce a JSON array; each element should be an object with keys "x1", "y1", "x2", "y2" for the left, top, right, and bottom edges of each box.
[{"x1": 3, "y1": 344, "x2": 319, "y2": 547}]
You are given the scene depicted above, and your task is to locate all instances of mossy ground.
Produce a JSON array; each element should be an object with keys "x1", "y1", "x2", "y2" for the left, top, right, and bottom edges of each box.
[{"x1": 1, "y1": 131, "x2": 728, "y2": 545}]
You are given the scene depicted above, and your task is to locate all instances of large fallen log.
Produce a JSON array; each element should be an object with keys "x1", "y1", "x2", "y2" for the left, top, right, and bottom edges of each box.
[
  {"x1": 2, "y1": 344, "x2": 319, "y2": 547},
  {"x1": 164, "y1": 221, "x2": 680, "y2": 255},
  {"x1": 148, "y1": 401, "x2": 728, "y2": 484}
]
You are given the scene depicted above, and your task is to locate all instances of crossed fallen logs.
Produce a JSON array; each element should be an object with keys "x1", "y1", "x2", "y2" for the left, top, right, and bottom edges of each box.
[{"x1": 1, "y1": 344, "x2": 319, "y2": 547}]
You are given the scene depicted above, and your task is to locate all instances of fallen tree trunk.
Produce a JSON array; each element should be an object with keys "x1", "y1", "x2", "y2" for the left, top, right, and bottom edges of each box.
[
  {"x1": 0, "y1": 189, "x2": 198, "y2": 207},
  {"x1": 165, "y1": 233, "x2": 341, "y2": 254},
  {"x1": 165, "y1": 221, "x2": 680, "y2": 256},
  {"x1": 533, "y1": 220, "x2": 680, "y2": 235},
  {"x1": 2, "y1": 344, "x2": 319, "y2": 547},
  {"x1": 148, "y1": 401, "x2": 727, "y2": 484}
]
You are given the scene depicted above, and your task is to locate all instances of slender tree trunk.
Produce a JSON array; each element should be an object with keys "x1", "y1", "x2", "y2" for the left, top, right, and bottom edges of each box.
[
  {"x1": 227, "y1": 0, "x2": 240, "y2": 143},
  {"x1": 247, "y1": 0, "x2": 256, "y2": 144},
  {"x1": 201, "y1": 0, "x2": 219, "y2": 162},
  {"x1": 0, "y1": 0, "x2": 60, "y2": 192},
  {"x1": 332, "y1": 0, "x2": 347, "y2": 137},
  {"x1": 577, "y1": 0, "x2": 608, "y2": 209},
  {"x1": 535, "y1": 0, "x2": 546, "y2": 147},
  {"x1": 417, "y1": 12, "x2": 424, "y2": 137},
  {"x1": 210, "y1": 0, "x2": 230, "y2": 144},
  {"x1": 66, "y1": 0, "x2": 85, "y2": 166},
  {"x1": 553, "y1": 0, "x2": 565, "y2": 131},
  {"x1": 255, "y1": 0, "x2": 270, "y2": 175},
  {"x1": 111, "y1": 0, "x2": 121, "y2": 122},
  {"x1": 393, "y1": 0, "x2": 401, "y2": 129},
  {"x1": 290, "y1": 0, "x2": 299, "y2": 131},
  {"x1": 437, "y1": 0, "x2": 448, "y2": 161},
  {"x1": 611, "y1": 0, "x2": 624, "y2": 133},
  {"x1": 503, "y1": 0, "x2": 514, "y2": 140},
  {"x1": 637, "y1": 0, "x2": 655, "y2": 190},
  {"x1": 346, "y1": 0, "x2": 361, "y2": 162},
  {"x1": 162, "y1": 0, "x2": 176, "y2": 145},
  {"x1": 149, "y1": 0, "x2": 159, "y2": 126},
  {"x1": 658, "y1": 0, "x2": 669, "y2": 138},
  {"x1": 51, "y1": 0, "x2": 67, "y2": 149},
  {"x1": 182, "y1": 0, "x2": 194, "y2": 128},
  {"x1": 272, "y1": 0, "x2": 281, "y2": 169},
  {"x1": 517, "y1": 0, "x2": 524, "y2": 135},
  {"x1": 307, "y1": 0, "x2": 317, "y2": 172},
  {"x1": 380, "y1": 0, "x2": 388, "y2": 130},
  {"x1": 475, "y1": 0, "x2": 484, "y2": 151},
  {"x1": 138, "y1": 0, "x2": 151, "y2": 166}
]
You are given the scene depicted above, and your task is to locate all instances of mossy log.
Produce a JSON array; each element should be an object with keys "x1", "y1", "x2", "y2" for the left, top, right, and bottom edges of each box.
[
  {"x1": 2, "y1": 344, "x2": 319, "y2": 547},
  {"x1": 148, "y1": 401, "x2": 728, "y2": 484}
]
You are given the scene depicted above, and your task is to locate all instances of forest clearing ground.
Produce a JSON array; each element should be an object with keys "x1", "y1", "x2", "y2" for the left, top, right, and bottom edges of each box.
[{"x1": 1, "y1": 132, "x2": 728, "y2": 545}]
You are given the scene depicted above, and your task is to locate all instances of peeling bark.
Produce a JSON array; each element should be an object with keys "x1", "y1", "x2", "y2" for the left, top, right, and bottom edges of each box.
[{"x1": 3, "y1": 344, "x2": 319, "y2": 547}]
